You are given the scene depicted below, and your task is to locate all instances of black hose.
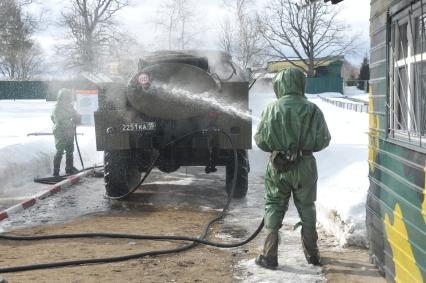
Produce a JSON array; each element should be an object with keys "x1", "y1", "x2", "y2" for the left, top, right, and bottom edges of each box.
[
  {"x1": 33, "y1": 126, "x2": 93, "y2": 185},
  {"x1": 104, "y1": 130, "x2": 205, "y2": 200},
  {"x1": 0, "y1": 222, "x2": 264, "y2": 248},
  {"x1": 34, "y1": 165, "x2": 104, "y2": 185},
  {"x1": 0, "y1": 128, "x2": 264, "y2": 273}
]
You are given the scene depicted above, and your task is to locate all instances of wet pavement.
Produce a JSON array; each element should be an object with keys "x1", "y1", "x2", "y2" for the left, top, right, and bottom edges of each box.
[
  {"x1": 0, "y1": 148, "x2": 326, "y2": 282},
  {"x1": 0, "y1": 167, "x2": 228, "y2": 232},
  {"x1": 0, "y1": 182, "x2": 51, "y2": 211},
  {"x1": 0, "y1": 146, "x2": 269, "y2": 230}
]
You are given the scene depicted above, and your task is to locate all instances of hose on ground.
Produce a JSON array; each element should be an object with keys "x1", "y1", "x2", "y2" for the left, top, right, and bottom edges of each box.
[
  {"x1": 105, "y1": 129, "x2": 220, "y2": 200},
  {"x1": 33, "y1": 126, "x2": 96, "y2": 185},
  {"x1": 0, "y1": 128, "x2": 264, "y2": 273},
  {"x1": 34, "y1": 165, "x2": 104, "y2": 185}
]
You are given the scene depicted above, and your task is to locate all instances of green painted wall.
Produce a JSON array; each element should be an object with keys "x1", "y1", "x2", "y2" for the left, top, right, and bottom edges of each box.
[
  {"x1": 367, "y1": 1, "x2": 426, "y2": 283},
  {"x1": 305, "y1": 77, "x2": 343, "y2": 94}
]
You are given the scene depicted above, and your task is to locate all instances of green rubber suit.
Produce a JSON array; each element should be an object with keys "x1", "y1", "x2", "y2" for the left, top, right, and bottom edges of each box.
[
  {"x1": 254, "y1": 68, "x2": 331, "y2": 267},
  {"x1": 51, "y1": 89, "x2": 81, "y2": 176}
]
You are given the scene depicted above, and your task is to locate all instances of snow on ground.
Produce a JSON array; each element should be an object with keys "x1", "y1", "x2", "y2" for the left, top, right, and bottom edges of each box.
[
  {"x1": 235, "y1": 197, "x2": 324, "y2": 283},
  {"x1": 0, "y1": 90, "x2": 369, "y2": 247},
  {"x1": 344, "y1": 86, "x2": 369, "y2": 102},
  {"x1": 0, "y1": 100, "x2": 102, "y2": 196},
  {"x1": 0, "y1": 100, "x2": 54, "y2": 148},
  {"x1": 308, "y1": 87, "x2": 369, "y2": 103},
  {"x1": 250, "y1": 85, "x2": 369, "y2": 248},
  {"x1": 313, "y1": 99, "x2": 369, "y2": 247},
  {"x1": 324, "y1": 96, "x2": 366, "y2": 105}
]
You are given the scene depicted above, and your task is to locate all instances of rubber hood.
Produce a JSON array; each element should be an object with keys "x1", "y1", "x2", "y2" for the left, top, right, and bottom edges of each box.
[{"x1": 273, "y1": 68, "x2": 306, "y2": 99}]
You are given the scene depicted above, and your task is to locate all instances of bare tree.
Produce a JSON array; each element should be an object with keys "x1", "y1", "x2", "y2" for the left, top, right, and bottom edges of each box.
[
  {"x1": 341, "y1": 60, "x2": 359, "y2": 83},
  {"x1": 155, "y1": 0, "x2": 200, "y2": 50},
  {"x1": 218, "y1": 17, "x2": 234, "y2": 54},
  {"x1": 260, "y1": 0, "x2": 358, "y2": 76},
  {"x1": 17, "y1": 0, "x2": 36, "y2": 6},
  {"x1": 0, "y1": 0, "x2": 41, "y2": 79},
  {"x1": 218, "y1": 0, "x2": 265, "y2": 68},
  {"x1": 57, "y1": 0, "x2": 129, "y2": 72},
  {"x1": 17, "y1": 43, "x2": 43, "y2": 79}
]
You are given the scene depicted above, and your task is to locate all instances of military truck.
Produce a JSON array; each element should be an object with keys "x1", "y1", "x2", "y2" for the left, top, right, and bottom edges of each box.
[{"x1": 94, "y1": 50, "x2": 251, "y2": 198}]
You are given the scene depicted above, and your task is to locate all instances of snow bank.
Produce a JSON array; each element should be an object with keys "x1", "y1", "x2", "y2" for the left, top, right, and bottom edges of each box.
[
  {"x1": 306, "y1": 92, "x2": 343, "y2": 99},
  {"x1": 324, "y1": 96, "x2": 366, "y2": 105},
  {"x1": 344, "y1": 86, "x2": 369, "y2": 102},
  {"x1": 1, "y1": 94, "x2": 370, "y2": 247},
  {"x1": 0, "y1": 100, "x2": 102, "y2": 196},
  {"x1": 0, "y1": 100, "x2": 54, "y2": 148},
  {"x1": 314, "y1": 99, "x2": 369, "y2": 247},
  {"x1": 250, "y1": 88, "x2": 369, "y2": 248},
  {"x1": 308, "y1": 87, "x2": 369, "y2": 103},
  {"x1": 0, "y1": 140, "x2": 54, "y2": 191}
]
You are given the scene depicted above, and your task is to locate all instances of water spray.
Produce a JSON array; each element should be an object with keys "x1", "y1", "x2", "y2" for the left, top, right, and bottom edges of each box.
[{"x1": 151, "y1": 83, "x2": 261, "y2": 122}]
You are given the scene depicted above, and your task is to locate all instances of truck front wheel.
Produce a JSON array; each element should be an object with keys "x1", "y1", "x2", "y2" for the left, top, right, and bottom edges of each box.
[
  {"x1": 226, "y1": 150, "x2": 249, "y2": 198},
  {"x1": 104, "y1": 150, "x2": 141, "y2": 198}
]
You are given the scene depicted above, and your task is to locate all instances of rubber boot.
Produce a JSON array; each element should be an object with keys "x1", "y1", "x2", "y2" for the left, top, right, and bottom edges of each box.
[
  {"x1": 65, "y1": 152, "x2": 79, "y2": 175},
  {"x1": 301, "y1": 227, "x2": 321, "y2": 266},
  {"x1": 255, "y1": 229, "x2": 279, "y2": 270},
  {"x1": 53, "y1": 153, "x2": 62, "y2": 177}
]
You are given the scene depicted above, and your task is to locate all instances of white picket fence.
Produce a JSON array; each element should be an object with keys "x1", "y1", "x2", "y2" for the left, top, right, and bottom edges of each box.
[{"x1": 318, "y1": 96, "x2": 369, "y2": 113}]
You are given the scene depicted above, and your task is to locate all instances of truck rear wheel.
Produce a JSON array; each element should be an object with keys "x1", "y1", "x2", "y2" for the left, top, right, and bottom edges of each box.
[
  {"x1": 226, "y1": 150, "x2": 249, "y2": 198},
  {"x1": 104, "y1": 150, "x2": 141, "y2": 198}
]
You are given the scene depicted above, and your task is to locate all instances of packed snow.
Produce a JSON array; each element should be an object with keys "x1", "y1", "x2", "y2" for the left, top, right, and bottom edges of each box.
[
  {"x1": 250, "y1": 84, "x2": 369, "y2": 247},
  {"x1": 307, "y1": 87, "x2": 369, "y2": 104},
  {"x1": 0, "y1": 87, "x2": 369, "y2": 247},
  {"x1": 0, "y1": 100, "x2": 102, "y2": 196},
  {"x1": 344, "y1": 86, "x2": 369, "y2": 102}
]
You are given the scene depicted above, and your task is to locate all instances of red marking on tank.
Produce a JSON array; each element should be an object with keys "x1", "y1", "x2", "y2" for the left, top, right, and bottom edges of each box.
[
  {"x1": 22, "y1": 199, "x2": 36, "y2": 209},
  {"x1": 138, "y1": 73, "x2": 150, "y2": 85},
  {"x1": 208, "y1": 111, "x2": 219, "y2": 119},
  {"x1": 0, "y1": 211, "x2": 8, "y2": 221}
]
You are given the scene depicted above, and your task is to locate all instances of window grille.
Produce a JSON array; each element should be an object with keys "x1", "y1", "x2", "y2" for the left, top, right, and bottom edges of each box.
[{"x1": 389, "y1": 2, "x2": 426, "y2": 148}]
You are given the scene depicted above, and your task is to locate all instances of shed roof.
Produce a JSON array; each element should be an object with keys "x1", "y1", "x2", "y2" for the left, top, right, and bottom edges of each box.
[{"x1": 267, "y1": 56, "x2": 344, "y2": 73}]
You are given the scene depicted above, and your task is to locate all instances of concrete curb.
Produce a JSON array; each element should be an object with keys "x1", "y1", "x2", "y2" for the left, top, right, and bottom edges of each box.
[{"x1": 0, "y1": 169, "x2": 94, "y2": 222}]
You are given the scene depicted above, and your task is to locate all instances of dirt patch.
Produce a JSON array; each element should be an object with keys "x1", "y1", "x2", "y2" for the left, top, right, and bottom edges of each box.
[
  {"x1": 318, "y1": 231, "x2": 386, "y2": 283},
  {"x1": 0, "y1": 207, "x2": 249, "y2": 283}
]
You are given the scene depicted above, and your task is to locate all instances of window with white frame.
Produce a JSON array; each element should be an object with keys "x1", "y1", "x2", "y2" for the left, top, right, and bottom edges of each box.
[{"x1": 389, "y1": 3, "x2": 426, "y2": 148}]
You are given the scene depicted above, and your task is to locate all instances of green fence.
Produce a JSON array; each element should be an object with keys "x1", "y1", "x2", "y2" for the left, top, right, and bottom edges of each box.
[
  {"x1": 0, "y1": 81, "x2": 48, "y2": 100},
  {"x1": 0, "y1": 81, "x2": 98, "y2": 100},
  {"x1": 305, "y1": 77, "x2": 343, "y2": 94}
]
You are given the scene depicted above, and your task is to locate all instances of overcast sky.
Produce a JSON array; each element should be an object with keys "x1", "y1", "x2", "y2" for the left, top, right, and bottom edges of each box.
[{"x1": 30, "y1": 0, "x2": 370, "y2": 67}]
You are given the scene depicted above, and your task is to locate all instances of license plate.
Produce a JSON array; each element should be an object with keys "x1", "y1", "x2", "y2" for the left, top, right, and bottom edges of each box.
[{"x1": 120, "y1": 122, "x2": 156, "y2": 132}]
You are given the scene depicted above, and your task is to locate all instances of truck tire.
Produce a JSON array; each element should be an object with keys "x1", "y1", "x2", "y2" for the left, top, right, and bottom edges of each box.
[
  {"x1": 226, "y1": 150, "x2": 249, "y2": 198},
  {"x1": 104, "y1": 150, "x2": 141, "y2": 198}
]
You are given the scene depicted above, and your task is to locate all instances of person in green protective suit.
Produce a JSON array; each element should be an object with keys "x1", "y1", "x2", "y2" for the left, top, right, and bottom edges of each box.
[
  {"x1": 254, "y1": 68, "x2": 331, "y2": 269},
  {"x1": 51, "y1": 88, "x2": 81, "y2": 176}
]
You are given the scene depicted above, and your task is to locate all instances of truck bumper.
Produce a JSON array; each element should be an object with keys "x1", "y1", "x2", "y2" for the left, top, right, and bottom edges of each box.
[{"x1": 94, "y1": 110, "x2": 252, "y2": 151}]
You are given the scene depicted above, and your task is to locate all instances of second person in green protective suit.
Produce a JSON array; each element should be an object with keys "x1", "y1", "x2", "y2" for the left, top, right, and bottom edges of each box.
[
  {"x1": 51, "y1": 88, "x2": 81, "y2": 176},
  {"x1": 254, "y1": 68, "x2": 331, "y2": 269}
]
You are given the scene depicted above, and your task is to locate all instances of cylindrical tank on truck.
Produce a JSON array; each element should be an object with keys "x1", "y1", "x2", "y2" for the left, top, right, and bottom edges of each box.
[{"x1": 94, "y1": 50, "x2": 252, "y2": 198}]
